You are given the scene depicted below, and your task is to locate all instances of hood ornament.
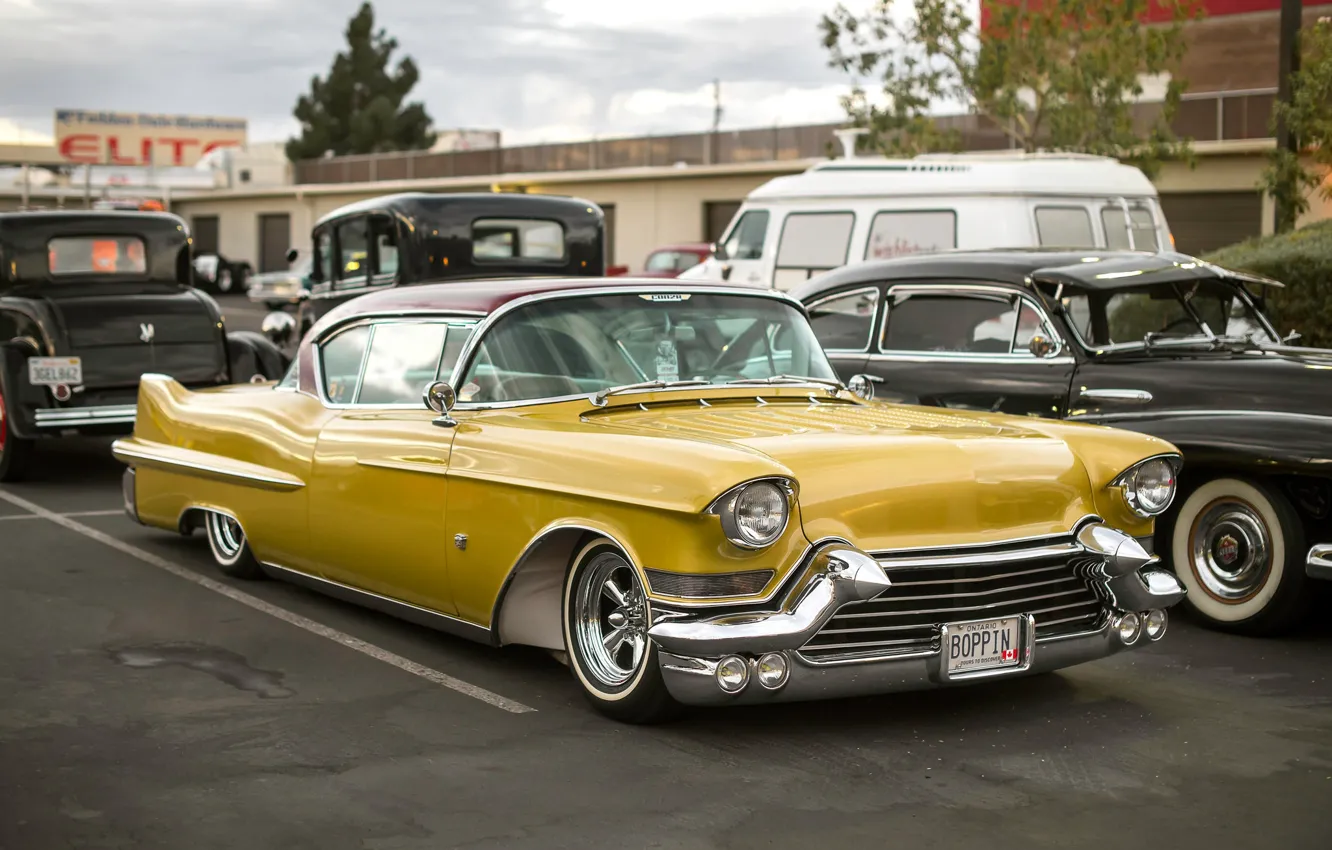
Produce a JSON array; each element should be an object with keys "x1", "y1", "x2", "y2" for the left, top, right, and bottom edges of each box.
[{"x1": 139, "y1": 323, "x2": 155, "y2": 344}]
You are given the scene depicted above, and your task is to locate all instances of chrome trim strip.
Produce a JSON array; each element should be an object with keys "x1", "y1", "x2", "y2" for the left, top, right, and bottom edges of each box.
[
  {"x1": 111, "y1": 441, "x2": 306, "y2": 491},
  {"x1": 1077, "y1": 388, "x2": 1154, "y2": 404},
  {"x1": 865, "y1": 352, "x2": 1077, "y2": 365},
  {"x1": 876, "y1": 284, "x2": 1070, "y2": 361},
  {"x1": 33, "y1": 404, "x2": 137, "y2": 427},
  {"x1": 875, "y1": 542, "x2": 1081, "y2": 570},
  {"x1": 1071, "y1": 409, "x2": 1332, "y2": 424},
  {"x1": 261, "y1": 562, "x2": 492, "y2": 644},
  {"x1": 869, "y1": 520, "x2": 1097, "y2": 556},
  {"x1": 355, "y1": 457, "x2": 450, "y2": 476}
]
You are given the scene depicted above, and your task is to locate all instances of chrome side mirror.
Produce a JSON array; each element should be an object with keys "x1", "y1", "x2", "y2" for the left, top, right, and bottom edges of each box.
[
  {"x1": 285, "y1": 247, "x2": 300, "y2": 264},
  {"x1": 847, "y1": 373, "x2": 884, "y2": 401},
  {"x1": 260, "y1": 311, "x2": 297, "y2": 347},
  {"x1": 424, "y1": 380, "x2": 457, "y2": 427},
  {"x1": 1028, "y1": 334, "x2": 1061, "y2": 358}
]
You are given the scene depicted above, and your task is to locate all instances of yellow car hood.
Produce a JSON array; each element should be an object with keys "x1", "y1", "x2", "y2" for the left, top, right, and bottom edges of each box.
[{"x1": 583, "y1": 399, "x2": 1099, "y2": 552}]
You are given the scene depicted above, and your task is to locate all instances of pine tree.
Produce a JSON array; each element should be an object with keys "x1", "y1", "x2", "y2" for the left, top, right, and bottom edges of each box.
[{"x1": 286, "y1": 2, "x2": 436, "y2": 161}]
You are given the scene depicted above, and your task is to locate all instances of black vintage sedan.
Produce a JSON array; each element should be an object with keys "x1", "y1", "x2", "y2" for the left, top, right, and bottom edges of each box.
[
  {"x1": 793, "y1": 249, "x2": 1330, "y2": 635},
  {"x1": 0, "y1": 210, "x2": 285, "y2": 482}
]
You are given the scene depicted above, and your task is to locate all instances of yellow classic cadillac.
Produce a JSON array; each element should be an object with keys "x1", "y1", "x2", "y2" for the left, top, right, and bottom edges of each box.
[{"x1": 112, "y1": 277, "x2": 1187, "y2": 723}]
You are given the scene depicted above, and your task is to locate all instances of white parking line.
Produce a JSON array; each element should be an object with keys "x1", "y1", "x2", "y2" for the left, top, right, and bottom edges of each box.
[
  {"x1": 0, "y1": 509, "x2": 125, "y2": 522},
  {"x1": 0, "y1": 488, "x2": 537, "y2": 715}
]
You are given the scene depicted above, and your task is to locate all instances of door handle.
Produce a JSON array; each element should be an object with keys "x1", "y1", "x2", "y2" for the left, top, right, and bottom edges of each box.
[{"x1": 1077, "y1": 388, "x2": 1153, "y2": 404}]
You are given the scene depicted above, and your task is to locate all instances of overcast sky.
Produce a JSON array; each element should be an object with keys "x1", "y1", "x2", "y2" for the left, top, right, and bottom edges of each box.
[{"x1": 0, "y1": 0, "x2": 884, "y2": 147}]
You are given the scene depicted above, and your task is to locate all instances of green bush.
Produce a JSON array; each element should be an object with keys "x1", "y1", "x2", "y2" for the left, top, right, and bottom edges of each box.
[{"x1": 1202, "y1": 218, "x2": 1332, "y2": 348}]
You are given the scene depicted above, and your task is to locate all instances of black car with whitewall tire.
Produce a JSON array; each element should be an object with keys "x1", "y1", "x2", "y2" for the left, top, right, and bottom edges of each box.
[
  {"x1": 793, "y1": 249, "x2": 1332, "y2": 636},
  {"x1": 0, "y1": 210, "x2": 287, "y2": 482}
]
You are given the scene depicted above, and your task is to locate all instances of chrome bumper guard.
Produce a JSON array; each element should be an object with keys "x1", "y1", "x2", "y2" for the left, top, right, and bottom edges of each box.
[
  {"x1": 1307, "y1": 544, "x2": 1332, "y2": 581},
  {"x1": 121, "y1": 467, "x2": 140, "y2": 524},
  {"x1": 647, "y1": 523, "x2": 1186, "y2": 707},
  {"x1": 33, "y1": 404, "x2": 137, "y2": 429}
]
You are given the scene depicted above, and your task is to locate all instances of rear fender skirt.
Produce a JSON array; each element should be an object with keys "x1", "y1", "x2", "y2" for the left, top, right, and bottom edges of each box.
[{"x1": 111, "y1": 438, "x2": 306, "y2": 492}]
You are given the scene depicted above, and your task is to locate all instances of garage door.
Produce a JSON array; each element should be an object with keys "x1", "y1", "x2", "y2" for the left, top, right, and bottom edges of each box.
[
  {"x1": 191, "y1": 216, "x2": 219, "y2": 256},
  {"x1": 1158, "y1": 192, "x2": 1263, "y2": 255}
]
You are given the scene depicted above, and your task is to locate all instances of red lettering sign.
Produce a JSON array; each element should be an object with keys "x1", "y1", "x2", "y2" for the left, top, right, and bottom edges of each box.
[
  {"x1": 105, "y1": 136, "x2": 137, "y2": 166},
  {"x1": 202, "y1": 140, "x2": 240, "y2": 157},
  {"x1": 158, "y1": 137, "x2": 199, "y2": 166},
  {"x1": 58, "y1": 134, "x2": 100, "y2": 162}
]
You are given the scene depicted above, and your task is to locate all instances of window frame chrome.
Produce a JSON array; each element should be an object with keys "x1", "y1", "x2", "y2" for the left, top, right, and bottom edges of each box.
[
  {"x1": 874, "y1": 283, "x2": 1073, "y2": 364},
  {"x1": 805, "y1": 285, "x2": 882, "y2": 353}
]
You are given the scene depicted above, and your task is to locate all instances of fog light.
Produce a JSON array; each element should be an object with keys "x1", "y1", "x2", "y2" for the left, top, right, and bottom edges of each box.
[
  {"x1": 1144, "y1": 609, "x2": 1168, "y2": 641},
  {"x1": 755, "y1": 652, "x2": 790, "y2": 690},
  {"x1": 1116, "y1": 612, "x2": 1142, "y2": 645},
  {"x1": 716, "y1": 655, "x2": 750, "y2": 694}
]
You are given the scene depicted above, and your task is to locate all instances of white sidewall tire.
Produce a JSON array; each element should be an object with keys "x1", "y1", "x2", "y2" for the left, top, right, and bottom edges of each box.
[
  {"x1": 562, "y1": 539, "x2": 652, "y2": 704},
  {"x1": 206, "y1": 511, "x2": 245, "y2": 568},
  {"x1": 1172, "y1": 478, "x2": 1284, "y2": 624}
]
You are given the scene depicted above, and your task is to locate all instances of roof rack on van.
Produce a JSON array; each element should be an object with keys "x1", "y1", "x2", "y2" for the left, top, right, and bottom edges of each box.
[{"x1": 912, "y1": 151, "x2": 1118, "y2": 163}]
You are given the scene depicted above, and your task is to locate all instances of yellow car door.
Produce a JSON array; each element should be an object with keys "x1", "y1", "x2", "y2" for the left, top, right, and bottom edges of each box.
[{"x1": 305, "y1": 318, "x2": 475, "y2": 615}]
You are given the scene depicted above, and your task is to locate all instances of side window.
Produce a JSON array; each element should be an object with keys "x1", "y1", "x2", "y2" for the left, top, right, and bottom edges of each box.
[
  {"x1": 439, "y1": 324, "x2": 476, "y2": 380},
  {"x1": 1012, "y1": 300, "x2": 1060, "y2": 355},
  {"x1": 882, "y1": 292, "x2": 1021, "y2": 355},
  {"x1": 865, "y1": 211, "x2": 957, "y2": 259},
  {"x1": 314, "y1": 229, "x2": 333, "y2": 282},
  {"x1": 369, "y1": 216, "x2": 400, "y2": 280},
  {"x1": 319, "y1": 325, "x2": 370, "y2": 404},
  {"x1": 773, "y1": 212, "x2": 854, "y2": 291},
  {"x1": 357, "y1": 322, "x2": 449, "y2": 405},
  {"x1": 1101, "y1": 206, "x2": 1161, "y2": 251},
  {"x1": 721, "y1": 210, "x2": 770, "y2": 261},
  {"x1": 275, "y1": 358, "x2": 299, "y2": 390},
  {"x1": 808, "y1": 287, "x2": 879, "y2": 352},
  {"x1": 335, "y1": 218, "x2": 368, "y2": 287},
  {"x1": 1034, "y1": 207, "x2": 1096, "y2": 248}
]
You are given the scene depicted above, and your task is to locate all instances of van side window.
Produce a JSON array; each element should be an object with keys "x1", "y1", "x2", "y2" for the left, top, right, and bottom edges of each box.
[
  {"x1": 1034, "y1": 207, "x2": 1096, "y2": 248},
  {"x1": 722, "y1": 211, "x2": 769, "y2": 261},
  {"x1": 866, "y1": 211, "x2": 956, "y2": 259},
  {"x1": 808, "y1": 287, "x2": 879, "y2": 352},
  {"x1": 773, "y1": 212, "x2": 854, "y2": 291},
  {"x1": 1101, "y1": 206, "x2": 1160, "y2": 251}
]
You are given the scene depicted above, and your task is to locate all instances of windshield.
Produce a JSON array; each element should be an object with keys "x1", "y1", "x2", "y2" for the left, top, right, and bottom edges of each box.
[
  {"x1": 645, "y1": 250, "x2": 703, "y2": 272},
  {"x1": 458, "y1": 292, "x2": 837, "y2": 404},
  {"x1": 1060, "y1": 279, "x2": 1277, "y2": 348}
]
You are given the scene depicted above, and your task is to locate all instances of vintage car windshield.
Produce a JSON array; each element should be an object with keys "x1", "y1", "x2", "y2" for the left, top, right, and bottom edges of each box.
[
  {"x1": 1060, "y1": 278, "x2": 1278, "y2": 349},
  {"x1": 458, "y1": 292, "x2": 837, "y2": 403},
  {"x1": 645, "y1": 250, "x2": 704, "y2": 272}
]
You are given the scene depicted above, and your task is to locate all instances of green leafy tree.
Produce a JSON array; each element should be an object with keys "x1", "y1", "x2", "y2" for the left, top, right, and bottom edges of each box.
[
  {"x1": 286, "y1": 2, "x2": 435, "y2": 161},
  {"x1": 1262, "y1": 17, "x2": 1332, "y2": 233},
  {"x1": 819, "y1": 0, "x2": 1200, "y2": 177}
]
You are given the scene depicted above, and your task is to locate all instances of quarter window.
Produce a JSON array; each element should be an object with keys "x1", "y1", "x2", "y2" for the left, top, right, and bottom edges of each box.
[
  {"x1": 335, "y1": 219, "x2": 369, "y2": 286},
  {"x1": 808, "y1": 287, "x2": 879, "y2": 352},
  {"x1": 319, "y1": 325, "x2": 370, "y2": 404},
  {"x1": 882, "y1": 292, "x2": 1043, "y2": 355},
  {"x1": 774, "y1": 212, "x2": 854, "y2": 291},
  {"x1": 1101, "y1": 206, "x2": 1161, "y2": 251},
  {"x1": 721, "y1": 210, "x2": 770, "y2": 261},
  {"x1": 865, "y1": 211, "x2": 956, "y2": 260},
  {"x1": 1034, "y1": 207, "x2": 1096, "y2": 248}
]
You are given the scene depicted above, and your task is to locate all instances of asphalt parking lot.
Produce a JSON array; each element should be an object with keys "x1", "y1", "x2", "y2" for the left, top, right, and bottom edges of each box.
[{"x1": 0, "y1": 296, "x2": 1329, "y2": 850}]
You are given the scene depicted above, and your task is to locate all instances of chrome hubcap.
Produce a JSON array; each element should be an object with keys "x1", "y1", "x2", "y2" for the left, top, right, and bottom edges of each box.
[
  {"x1": 1190, "y1": 498, "x2": 1271, "y2": 601},
  {"x1": 573, "y1": 552, "x2": 648, "y2": 687},
  {"x1": 208, "y1": 512, "x2": 245, "y2": 560}
]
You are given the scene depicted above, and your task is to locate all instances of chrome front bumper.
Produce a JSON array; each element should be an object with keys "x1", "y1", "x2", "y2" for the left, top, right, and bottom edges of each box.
[
  {"x1": 647, "y1": 522, "x2": 1186, "y2": 707},
  {"x1": 33, "y1": 404, "x2": 137, "y2": 429},
  {"x1": 1308, "y1": 544, "x2": 1332, "y2": 581}
]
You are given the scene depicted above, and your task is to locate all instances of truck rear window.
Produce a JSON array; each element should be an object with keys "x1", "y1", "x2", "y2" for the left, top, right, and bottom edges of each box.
[{"x1": 48, "y1": 236, "x2": 147, "y2": 275}]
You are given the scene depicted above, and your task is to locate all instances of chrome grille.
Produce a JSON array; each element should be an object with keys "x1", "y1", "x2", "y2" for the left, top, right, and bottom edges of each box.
[{"x1": 800, "y1": 536, "x2": 1105, "y2": 662}]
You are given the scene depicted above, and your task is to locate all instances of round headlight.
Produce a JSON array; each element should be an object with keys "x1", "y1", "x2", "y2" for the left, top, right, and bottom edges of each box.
[
  {"x1": 713, "y1": 479, "x2": 791, "y2": 549},
  {"x1": 1124, "y1": 458, "x2": 1177, "y2": 517}
]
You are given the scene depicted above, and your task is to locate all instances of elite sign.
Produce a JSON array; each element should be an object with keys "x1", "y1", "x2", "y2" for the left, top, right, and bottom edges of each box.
[{"x1": 55, "y1": 110, "x2": 248, "y2": 167}]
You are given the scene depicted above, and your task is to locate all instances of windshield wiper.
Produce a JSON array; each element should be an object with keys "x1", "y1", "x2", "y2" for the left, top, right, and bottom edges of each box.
[
  {"x1": 590, "y1": 379, "x2": 711, "y2": 407},
  {"x1": 727, "y1": 374, "x2": 845, "y2": 390}
]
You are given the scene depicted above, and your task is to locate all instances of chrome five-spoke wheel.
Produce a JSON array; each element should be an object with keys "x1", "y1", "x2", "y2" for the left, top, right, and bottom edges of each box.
[
  {"x1": 204, "y1": 510, "x2": 264, "y2": 579},
  {"x1": 562, "y1": 539, "x2": 677, "y2": 723},
  {"x1": 1171, "y1": 477, "x2": 1309, "y2": 635}
]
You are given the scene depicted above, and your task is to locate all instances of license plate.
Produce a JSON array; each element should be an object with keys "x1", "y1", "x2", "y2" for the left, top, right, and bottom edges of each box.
[
  {"x1": 944, "y1": 615, "x2": 1024, "y2": 675},
  {"x1": 28, "y1": 357, "x2": 82, "y2": 387}
]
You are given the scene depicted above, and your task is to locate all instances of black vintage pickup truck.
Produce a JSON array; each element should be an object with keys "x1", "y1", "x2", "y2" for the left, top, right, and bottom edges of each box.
[{"x1": 0, "y1": 210, "x2": 284, "y2": 481}]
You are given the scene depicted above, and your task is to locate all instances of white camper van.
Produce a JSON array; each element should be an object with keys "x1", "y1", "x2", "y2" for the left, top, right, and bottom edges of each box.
[{"x1": 681, "y1": 152, "x2": 1173, "y2": 290}]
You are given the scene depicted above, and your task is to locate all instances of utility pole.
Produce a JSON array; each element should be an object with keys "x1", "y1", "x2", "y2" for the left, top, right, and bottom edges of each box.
[
  {"x1": 705, "y1": 79, "x2": 723, "y2": 165},
  {"x1": 1275, "y1": 0, "x2": 1303, "y2": 233}
]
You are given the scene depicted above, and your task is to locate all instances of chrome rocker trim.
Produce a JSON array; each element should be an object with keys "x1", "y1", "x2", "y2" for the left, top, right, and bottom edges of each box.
[
  {"x1": 647, "y1": 523, "x2": 1185, "y2": 706},
  {"x1": 33, "y1": 404, "x2": 137, "y2": 428},
  {"x1": 1307, "y1": 544, "x2": 1332, "y2": 581}
]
